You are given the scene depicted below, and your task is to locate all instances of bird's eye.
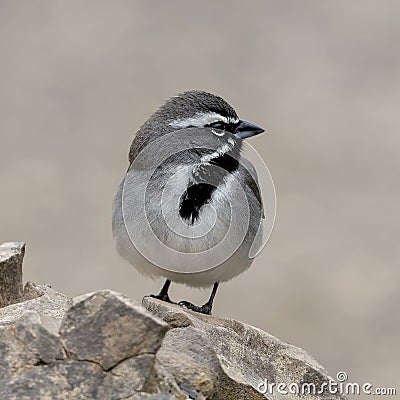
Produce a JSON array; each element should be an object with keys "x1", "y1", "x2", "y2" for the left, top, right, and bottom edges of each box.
[{"x1": 208, "y1": 121, "x2": 226, "y2": 130}]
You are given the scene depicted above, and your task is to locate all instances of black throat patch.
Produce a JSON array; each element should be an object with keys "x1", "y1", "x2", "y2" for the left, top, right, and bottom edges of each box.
[{"x1": 179, "y1": 141, "x2": 241, "y2": 224}]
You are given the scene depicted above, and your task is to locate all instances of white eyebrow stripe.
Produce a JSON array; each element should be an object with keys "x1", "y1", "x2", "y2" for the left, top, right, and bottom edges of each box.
[{"x1": 169, "y1": 112, "x2": 239, "y2": 128}]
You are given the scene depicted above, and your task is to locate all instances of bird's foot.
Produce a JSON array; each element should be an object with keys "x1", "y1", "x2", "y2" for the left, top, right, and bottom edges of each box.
[
  {"x1": 178, "y1": 300, "x2": 212, "y2": 315},
  {"x1": 146, "y1": 293, "x2": 176, "y2": 304}
]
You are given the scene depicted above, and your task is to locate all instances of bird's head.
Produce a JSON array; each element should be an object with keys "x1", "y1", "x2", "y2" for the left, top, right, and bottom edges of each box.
[{"x1": 129, "y1": 90, "x2": 264, "y2": 162}]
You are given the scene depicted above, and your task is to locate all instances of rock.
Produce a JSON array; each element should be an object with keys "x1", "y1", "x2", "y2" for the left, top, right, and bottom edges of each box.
[
  {"x1": 0, "y1": 241, "x2": 347, "y2": 399},
  {"x1": 142, "y1": 297, "x2": 347, "y2": 400},
  {"x1": 126, "y1": 395, "x2": 181, "y2": 400},
  {"x1": 143, "y1": 358, "x2": 191, "y2": 400},
  {"x1": 10, "y1": 312, "x2": 65, "y2": 363},
  {"x1": 0, "y1": 360, "x2": 106, "y2": 400},
  {"x1": 0, "y1": 312, "x2": 66, "y2": 399},
  {"x1": 0, "y1": 242, "x2": 48, "y2": 311},
  {"x1": 99, "y1": 354, "x2": 155, "y2": 396},
  {"x1": 0, "y1": 288, "x2": 186, "y2": 400},
  {"x1": 0, "y1": 283, "x2": 71, "y2": 324},
  {"x1": 0, "y1": 242, "x2": 25, "y2": 307},
  {"x1": 22, "y1": 281, "x2": 47, "y2": 301},
  {"x1": 0, "y1": 288, "x2": 347, "y2": 400},
  {"x1": 60, "y1": 290, "x2": 169, "y2": 370}
]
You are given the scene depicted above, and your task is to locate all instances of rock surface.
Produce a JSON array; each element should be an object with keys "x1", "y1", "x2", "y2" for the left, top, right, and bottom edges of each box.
[
  {"x1": 60, "y1": 290, "x2": 169, "y2": 370},
  {"x1": 0, "y1": 288, "x2": 184, "y2": 400},
  {"x1": 0, "y1": 290, "x2": 347, "y2": 400},
  {"x1": 142, "y1": 298, "x2": 346, "y2": 400},
  {"x1": 0, "y1": 243, "x2": 346, "y2": 399},
  {"x1": 0, "y1": 283, "x2": 71, "y2": 323},
  {"x1": 0, "y1": 242, "x2": 25, "y2": 307}
]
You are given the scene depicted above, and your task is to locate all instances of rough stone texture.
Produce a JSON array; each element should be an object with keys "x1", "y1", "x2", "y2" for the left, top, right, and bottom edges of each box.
[
  {"x1": 0, "y1": 283, "x2": 71, "y2": 324},
  {"x1": 143, "y1": 297, "x2": 347, "y2": 400},
  {"x1": 0, "y1": 360, "x2": 105, "y2": 400},
  {"x1": 0, "y1": 287, "x2": 347, "y2": 400},
  {"x1": 0, "y1": 242, "x2": 25, "y2": 307},
  {"x1": 60, "y1": 290, "x2": 169, "y2": 370},
  {"x1": 0, "y1": 288, "x2": 186, "y2": 400},
  {"x1": 0, "y1": 241, "x2": 347, "y2": 400}
]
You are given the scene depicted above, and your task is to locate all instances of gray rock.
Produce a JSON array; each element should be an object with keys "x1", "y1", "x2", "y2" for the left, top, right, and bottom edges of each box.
[
  {"x1": 60, "y1": 290, "x2": 169, "y2": 370},
  {"x1": 143, "y1": 297, "x2": 347, "y2": 400},
  {"x1": 0, "y1": 242, "x2": 25, "y2": 307},
  {"x1": 0, "y1": 287, "x2": 186, "y2": 400},
  {"x1": 0, "y1": 309, "x2": 65, "y2": 372},
  {"x1": 0, "y1": 240, "x2": 187, "y2": 399},
  {"x1": 0, "y1": 241, "x2": 347, "y2": 399},
  {"x1": 125, "y1": 395, "x2": 181, "y2": 400},
  {"x1": 99, "y1": 354, "x2": 154, "y2": 398},
  {"x1": 0, "y1": 287, "x2": 347, "y2": 400},
  {"x1": 0, "y1": 283, "x2": 71, "y2": 324},
  {"x1": 0, "y1": 360, "x2": 106, "y2": 400},
  {"x1": 22, "y1": 281, "x2": 47, "y2": 301},
  {"x1": 96, "y1": 352, "x2": 188, "y2": 400},
  {"x1": 143, "y1": 357, "x2": 190, "y2": 400},
  {"x1": 0, "y1": 318, "x2": 41, "y2": 376},
  {"x1": 11, "y1": 312, "x2": 65, "y2": 363}
]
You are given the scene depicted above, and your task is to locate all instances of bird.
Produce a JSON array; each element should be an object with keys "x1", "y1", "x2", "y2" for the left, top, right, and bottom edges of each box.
[{"x1": 112, "y1": 90, "x2": 265, "y2": 315}]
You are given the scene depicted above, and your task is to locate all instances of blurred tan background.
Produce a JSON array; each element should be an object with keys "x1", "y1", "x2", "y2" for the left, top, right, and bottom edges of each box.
[{"x1": 1, "y1": 1, "x2": 399, "y2": 395}]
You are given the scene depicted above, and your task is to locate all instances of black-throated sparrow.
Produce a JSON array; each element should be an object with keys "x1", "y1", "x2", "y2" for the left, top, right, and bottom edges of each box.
[{"x1": 113, "y1": 90, "x2": 265, "y2": 314}]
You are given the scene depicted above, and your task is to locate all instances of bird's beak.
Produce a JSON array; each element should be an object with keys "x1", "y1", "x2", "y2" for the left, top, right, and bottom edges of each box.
[{"x1": 234, "y1": 120, "x2": 265, "y2": 139}]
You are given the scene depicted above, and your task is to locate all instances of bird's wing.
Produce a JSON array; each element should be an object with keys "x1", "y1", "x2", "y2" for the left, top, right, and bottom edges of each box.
[{"x1": 239, "y1": 156, "x2": 265, "y2": 219}]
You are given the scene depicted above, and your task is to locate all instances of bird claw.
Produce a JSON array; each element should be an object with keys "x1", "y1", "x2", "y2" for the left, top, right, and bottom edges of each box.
[
  {"x1": 146, "y1": 293, "x2": 176, "y2": 304},
  {"x1": 178, "y1": 300, "x2": 212, "y2": 315}
]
